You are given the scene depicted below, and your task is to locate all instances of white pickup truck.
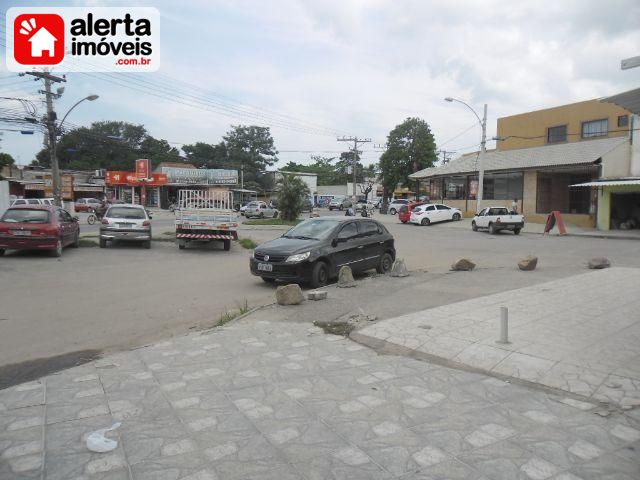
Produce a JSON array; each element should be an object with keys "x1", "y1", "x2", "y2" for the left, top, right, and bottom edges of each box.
[
  {"x1": 175, "y1": 190, "x2": 238, "y2": 250},
  {"x1": 472, "y1": 206, "x2": 525, "y2": 235}
]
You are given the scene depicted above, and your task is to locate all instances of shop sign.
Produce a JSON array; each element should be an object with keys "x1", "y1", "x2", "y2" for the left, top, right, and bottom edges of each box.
[
  {"x1": 136, "y1": 158, "x2": 150, "y2": 179},
  {"x1": 62, "y1": 174, "x2": 74, "y2": 200},
  {"x1": 161, "y1": 167, "x2": 238, "y2": 185},
  {"x1": 106, "y1": 170, "x2": 167, "y2": 186}
]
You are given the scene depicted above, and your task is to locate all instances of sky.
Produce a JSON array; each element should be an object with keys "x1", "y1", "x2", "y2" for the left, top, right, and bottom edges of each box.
[{"x1": 1, "y1": 0, "x2": 639, "y2": 168}]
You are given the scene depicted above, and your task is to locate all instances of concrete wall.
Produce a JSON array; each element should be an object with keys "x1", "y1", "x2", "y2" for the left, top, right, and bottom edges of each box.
[
  {"x1": 0, "y1": 181, "x2": 9, "y2": 216},
  {"x1": 497, "y1": 99, "x2": 631, "y2": 151},
  {"x1": 601, "y1": 141, "x2": 631, "y2": 179}
]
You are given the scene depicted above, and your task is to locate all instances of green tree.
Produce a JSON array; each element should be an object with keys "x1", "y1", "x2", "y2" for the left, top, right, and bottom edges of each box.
[
  {"x1": 32, "y1": 121, "x2": 179, "y2": 171},
  {"x1": 223, "y1": 125, "x2": 278, "y2": 192},
  {"x1": 0, "y1": 152, "x2": 15, "y2": 180},
  {"x1": 277, "y1": 174, "x2": 310, "y2": 221},
  {"x1": 379, "y1": 117, "x2": 437, "y2": 201},
  {"x1": 182, "y1": 141, "x2": 228, "y2": 168}
]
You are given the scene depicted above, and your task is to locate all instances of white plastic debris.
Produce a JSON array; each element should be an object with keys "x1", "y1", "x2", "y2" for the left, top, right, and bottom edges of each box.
[{"x1": 86, "y1": 422, "x2": 122, "y2": 453}]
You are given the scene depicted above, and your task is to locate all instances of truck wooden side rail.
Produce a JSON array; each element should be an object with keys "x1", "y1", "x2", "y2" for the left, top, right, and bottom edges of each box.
[{"x1": 175, "y1": 190, "x2": 239, "y2": 250}]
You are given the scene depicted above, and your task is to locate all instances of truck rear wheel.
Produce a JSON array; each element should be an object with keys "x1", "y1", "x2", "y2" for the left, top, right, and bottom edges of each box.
[
  {"x1": 489, "y1": 223, "x2": 497, "y2": 235},
  {"x1": 513, "y1": 228, "x2": 521, "y2": 235},
  {"x1": 223, "y1": 239, "x2": 231, "y2": 251}
]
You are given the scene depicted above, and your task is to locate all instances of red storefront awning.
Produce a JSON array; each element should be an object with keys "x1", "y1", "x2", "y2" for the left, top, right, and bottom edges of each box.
[{"x1": 106, "y1": 171, "x2": 168, "y2": 186}]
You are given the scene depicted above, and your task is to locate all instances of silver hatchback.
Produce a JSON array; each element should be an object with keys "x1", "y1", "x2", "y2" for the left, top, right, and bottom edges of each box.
[{"x1": 99, "y1": 205, "x2": 152, "y2": 249}]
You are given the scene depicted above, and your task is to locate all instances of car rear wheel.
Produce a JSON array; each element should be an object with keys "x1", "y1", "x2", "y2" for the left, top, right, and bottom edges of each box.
[
  {"x1": 471, "y1": 221, "x2": 478, "y2": 231},
  {"x1": 339, "y1": 205, "x2": 343, "y2": 211},
  {"x1": 259, "y1": 212, "x2": 265, "y2": 219},
  {"x1": 421, "y1": 218, "x2": 430, "y2": 226},
  {"x1": 71, "y1": 232, "x2": 80, "y2": 248},
  {"x1": 273, "y1": 211, "x2": 278, "y2": 218},
  {"x1": 489, "y1": 223, "x2": 497, "y2": 235},
  {"x1": 0, "y1": 249, "x2": 5, "y2": 256},
  {"x1": 87, "y1": 214, "x2": 96, "y2": 225},
  {"x1": 143, "y1": 240, "x2": 151, "y2": 249},
  {"x1": 310, "y1": 261, "x2": 329, "y2": 288},
  {"x1": 99, "y1": 238, "x2": 107, "y2": 248},
  {"x1": 389, "y1": 208, "x2": 397, "y2": 215},
  {"x1": 401, "y1": 219, "x2": 408, "y2": 223},
  {"x1": 377, "y1": 252, "x2": 394, "y2": 274},
  {"x1": 51, "y1": 239, "x2": 63, "y2": 257},
  {"x1": 453, "y1": 213, "x2": 461, "y2": 221}
]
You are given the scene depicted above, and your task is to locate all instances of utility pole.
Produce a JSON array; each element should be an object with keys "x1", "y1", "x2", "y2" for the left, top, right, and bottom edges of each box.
[
  {"x1": 436, "y1": 149, "x2": 455, "y2": 165},
  {"x1": 337, "y1": 136, "x2": 371, "y2": 199},
  {"x1": 25, "y1": 71, "x2": 66, "y2": 206},
  {"x1": 478, "y1": 104, "x2": 487, "y2": 212}
]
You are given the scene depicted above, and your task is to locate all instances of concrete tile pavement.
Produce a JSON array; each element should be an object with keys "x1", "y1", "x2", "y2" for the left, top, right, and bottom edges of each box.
[
  {"x1": 1, "y1": 308, "x2": 639, "y2": 479},
  {"x1": 356, "y1": 267, "x2": 640, "y2": 410}
]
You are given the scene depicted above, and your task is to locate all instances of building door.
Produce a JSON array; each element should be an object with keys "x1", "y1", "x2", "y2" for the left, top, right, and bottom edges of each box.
[{"x1": 610, "y1": 192, "x2": 640, "y2": 229}]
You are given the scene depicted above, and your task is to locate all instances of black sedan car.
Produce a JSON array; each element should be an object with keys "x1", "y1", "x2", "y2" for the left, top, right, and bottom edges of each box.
[{"x1": 250, "y1": 217, "x2": 396, "y2": 288}]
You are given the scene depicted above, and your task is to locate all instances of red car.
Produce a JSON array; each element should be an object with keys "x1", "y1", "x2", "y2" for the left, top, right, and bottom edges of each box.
[
  {"x1": 398, "y1": 201, "x2": 424, "y2": 223},
  {"x1": 0, "y1": 205, "x2": 80, "y2": 257}
]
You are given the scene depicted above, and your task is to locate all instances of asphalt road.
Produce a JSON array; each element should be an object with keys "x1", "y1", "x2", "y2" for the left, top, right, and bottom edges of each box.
[{"x1": 2, "y1": 209, "x2": 640, "y2": 376}]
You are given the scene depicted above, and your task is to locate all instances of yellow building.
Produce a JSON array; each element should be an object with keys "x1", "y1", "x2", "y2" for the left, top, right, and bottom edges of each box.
[
  {"x1": 411, "y1": 93, "x2": 639, "y2": 230},
  {"x1": 497, "y1": 99, "x2": 631, "y2": 151}
]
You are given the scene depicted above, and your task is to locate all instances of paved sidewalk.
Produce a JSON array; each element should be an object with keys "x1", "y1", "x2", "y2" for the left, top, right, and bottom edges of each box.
[
  {"x1": 356, "y1": 268, "x2": 640, "y2": 409},
  {"x1": 1, "y1": 308, "x2": 639, "y2": 479}
]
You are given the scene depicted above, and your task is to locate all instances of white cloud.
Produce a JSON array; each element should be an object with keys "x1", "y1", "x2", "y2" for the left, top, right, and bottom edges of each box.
[{"x1": 2, "y1": 0, "x2": 640, "y2": 166}]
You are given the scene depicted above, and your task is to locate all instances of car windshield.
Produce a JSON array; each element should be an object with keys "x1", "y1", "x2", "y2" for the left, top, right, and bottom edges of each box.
[
  {"x1": 107, "y1": 207, "x2": 146, "y2": 219},
  {"x1": 283, "y1": 219, "x2": 339, "y2": 240},
  {"x1": 1, "y1": 209, "x2": 49, "y2": 223}
]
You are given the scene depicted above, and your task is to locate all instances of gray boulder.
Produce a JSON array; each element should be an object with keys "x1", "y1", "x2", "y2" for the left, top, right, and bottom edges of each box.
[
  {"x1": 390, "y1": 258, "x2": 410, "y2": 277},
  {"x1": 276, "y1": 284, "x2": 305, "y2": 305},
  {"x1": 588, "y1": 257, "x2": 611, "y2": 269},
  {"x1": 518, "y1": 256, "x2": 538, "y2": 271},
  {"x1": 337, "y1": 266, "x2": 356, "y2": 288},
  {"x1": 451, "y1": 258, "x2": 476, "y2": 271}
]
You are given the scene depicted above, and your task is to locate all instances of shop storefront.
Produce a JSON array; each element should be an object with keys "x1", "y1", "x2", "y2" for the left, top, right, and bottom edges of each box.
[
  {"x1": 105, "y1": 171, "x2": 168, "y2": 207},
  {"x1": 158, "y1": 167, "x2": 239, "y2": 209}
]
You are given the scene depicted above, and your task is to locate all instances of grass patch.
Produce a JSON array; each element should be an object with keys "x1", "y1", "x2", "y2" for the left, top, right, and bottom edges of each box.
[
  {"x1": 78, "y1": 239, "x2": 98, "y2": 247},
  {"x1": 218, "y1": 299, "x2": 250, "y2": 326},
  {"x1": 313, "y1": 320, "x2": 355, "y2": 336},
  {"x1": 238, "y1": 238, "x2": 258, "y2": 249},
  {"x1": 243, "y1": 218, "x2": 301, "y2": 226}
]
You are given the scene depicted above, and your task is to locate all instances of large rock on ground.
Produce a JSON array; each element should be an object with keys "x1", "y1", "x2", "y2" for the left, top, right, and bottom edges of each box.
[
  {"x1": 337, "y1": 266, "x2": 356, "y2": 288},
  {"x1": 518, "y1": 256, "x2": 538, "y2": 271},
  {"x1": 588, "y1": 257, "x2": 611, "y2": 269},
  {"x1": 390, "y1": 258, "x2": 410, "y2": 277},
  {"x1": 276, "y1": 284, "x2": 305, "y2": 305},
  {"x1": 451, "y1": 258, "x2": 476, "y2": 271}
]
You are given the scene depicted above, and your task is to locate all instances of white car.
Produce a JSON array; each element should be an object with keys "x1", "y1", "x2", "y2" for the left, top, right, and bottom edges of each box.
[
  {"x1": 245, "y1": 201, "x2": 278, "y2": 219},
  {"x1": 99, "y1": 204, "x2": 152, "y2": 248},
  {"x1": 472, "y1": 207, "x2": 525, "y2": 234},
  {"x1": 387, "y1": 199, "x2": 409, "y2": 215},
  {"x1": 409, "y1": 203, "x2": 462, "y2": 226},
  {"x1": 10, "y1": 198, "x2": 55, "y2": 206}
]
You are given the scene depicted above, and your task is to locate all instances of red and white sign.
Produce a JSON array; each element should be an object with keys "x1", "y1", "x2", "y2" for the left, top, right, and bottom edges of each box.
[
  {"x1": 136, "y1": 159, "x2": 150, "y2": 180},
  {"x1": 106, "y1": 171, "x2": 167, "y2": 186},
  {"x1": 13, "y1": 14, "x2": 65, "y2": 66}
]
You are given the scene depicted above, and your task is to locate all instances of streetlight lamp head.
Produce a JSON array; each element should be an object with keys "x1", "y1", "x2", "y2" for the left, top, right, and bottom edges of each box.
[
  {"x1": 86, "y1": 95, "x2": 99, "y2": 101},
  {"x1": 444, "y1": 97, "x2": 454, "y2": 102}
]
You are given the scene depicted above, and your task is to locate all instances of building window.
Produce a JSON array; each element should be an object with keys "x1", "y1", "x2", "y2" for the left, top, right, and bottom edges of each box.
[
  {"x1": 482, "y1": 172, "x2": 523, "y2": 200},
  {"x1": 429, "y1": 179, "x2": 442, "y2": 200},
  {"x1": 547, "y1": 125, "x2": 567, "y2": 143},
  {"x1": 536, "y1": 171, "x2": 594, "y2": 214},
  {"x1": 618, "y1": 115, "x2": 629, "y2": 128},
  {"x1": 581, "y1": 119, "x2": 608, "y2": 138},
  {"x1": 443, "y1": 176, "x2": 465, "y2": 200}
]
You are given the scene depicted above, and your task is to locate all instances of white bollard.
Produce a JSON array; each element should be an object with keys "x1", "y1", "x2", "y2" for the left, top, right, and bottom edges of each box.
[{"x1": 497, "y1": 306, "x2": 510, "y2": 344}]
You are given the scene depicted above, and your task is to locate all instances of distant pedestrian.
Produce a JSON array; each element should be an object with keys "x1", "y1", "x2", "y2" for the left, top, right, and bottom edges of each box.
[{"x1": 511, "y1": 198, "x2": 518, "y2": 213}]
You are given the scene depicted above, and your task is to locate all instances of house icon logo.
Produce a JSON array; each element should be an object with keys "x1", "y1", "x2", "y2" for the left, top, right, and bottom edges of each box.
[{"x1": 13, "y1": 14, "x2": 65, "y2": 65}]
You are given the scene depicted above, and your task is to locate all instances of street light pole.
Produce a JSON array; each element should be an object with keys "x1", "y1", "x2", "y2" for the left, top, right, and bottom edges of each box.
[
  {"x1": 51, "y1": 95, "x2": 99, "y2": 206},
  {"x1": 444, "y1": 97, "x2": 487, "y2": 213}
]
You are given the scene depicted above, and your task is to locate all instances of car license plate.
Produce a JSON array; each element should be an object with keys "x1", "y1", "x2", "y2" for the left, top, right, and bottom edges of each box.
[
  {"x1": 11, "y1": 230, "x2": 31, "y2": 236},
  {"x1": 257, "y1": 263, "x2": 273, "y2": 272},
  {"x1": 118, "y1": 223, "x2": 133, "y2": 228}
]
